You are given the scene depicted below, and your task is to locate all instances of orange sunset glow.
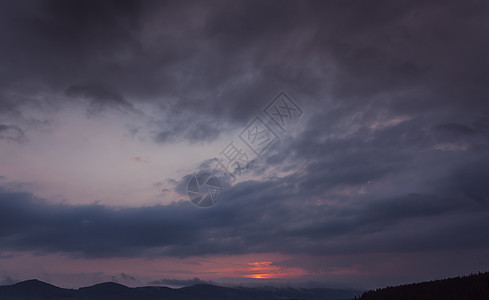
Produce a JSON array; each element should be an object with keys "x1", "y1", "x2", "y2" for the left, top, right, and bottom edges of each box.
[{"x1": 241, "y1": 261, "x2": 307, "y2": 279}]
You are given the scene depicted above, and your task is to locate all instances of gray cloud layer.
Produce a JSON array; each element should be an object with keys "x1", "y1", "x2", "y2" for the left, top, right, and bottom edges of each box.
[{"x1": 0, "y1": 158, "x2": 488, "y2": 258}]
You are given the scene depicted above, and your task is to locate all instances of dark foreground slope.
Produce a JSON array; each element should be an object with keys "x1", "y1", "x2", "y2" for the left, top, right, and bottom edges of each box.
[
  {"x1": 356, "y1": 272, "x2": 489, "y2": 300},
  {"x1": 0, "y1": 280, "x2": 360, "y2": 300}
]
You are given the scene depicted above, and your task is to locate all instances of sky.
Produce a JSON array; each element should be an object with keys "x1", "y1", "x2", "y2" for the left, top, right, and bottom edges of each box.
[{"x1": 0, "y1": 0, "x2": 489, "y2": 291}]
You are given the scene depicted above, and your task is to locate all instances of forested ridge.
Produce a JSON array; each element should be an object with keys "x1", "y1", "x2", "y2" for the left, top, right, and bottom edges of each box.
[{"x1": 355, "y1": 272, "x2": 489, "y2": 300}]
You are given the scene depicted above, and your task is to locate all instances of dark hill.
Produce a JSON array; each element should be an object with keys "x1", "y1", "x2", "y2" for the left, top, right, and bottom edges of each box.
[
  {"x1": 78, "y1": 282, "x2": 138, "y2": 300},
  {"x1": 356, "y1": 272, "x2": 489, "y2": 300},
  {"x1": 0, "y1": 279, "x2": 78, "y2": 300},
  {"x1": 0, "y1": 280, "x2": 360, "y2": 300}
]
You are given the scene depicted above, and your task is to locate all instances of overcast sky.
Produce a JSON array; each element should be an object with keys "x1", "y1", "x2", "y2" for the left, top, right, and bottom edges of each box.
[{"x1": 0, "y1": 0, "x2": 489, "y2": 290}]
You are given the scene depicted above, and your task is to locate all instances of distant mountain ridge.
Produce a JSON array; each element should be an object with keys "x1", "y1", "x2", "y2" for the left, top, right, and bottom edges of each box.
[
  {"x1": 355, "y1": 272, "x2": 489, "y2": 300},
  {"x1": 0, "y1": 279, "x2": 361, "y2": 300},
  {"x1": 2, "y1": 273, "x2": 488, "y2": 300}
]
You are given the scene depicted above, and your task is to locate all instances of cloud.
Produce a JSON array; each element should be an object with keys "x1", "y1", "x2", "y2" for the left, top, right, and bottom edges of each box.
[
  {"x1": 120, "y1": 273, "x2": 136, "y2": 281},
  {"x1": 0, "y1": 276, "x2": 15, "y2": 286},
  {"x1": 0, "y1": 124, "x2": 24, "y2": 142},
  {"x1": 436, "y1": 123, "x2": 475, "y2": 135},
  {"x1": 0, "y1": 0, "x2": 142, "y2": 90},
  {"x1": 65, "y1": 83, "x2": 141, "y2": 116},
  {"x1": 1, "y1": 160, "x2": 488, "y2": 259},
  {"x1": 149, "y1": 277, "x2": 214, "y2": 287},
  {"x1": 129, "y1": 157, "x2": 148, "y2": 163},
  {"x1": 153, "y1": 121, "x2": 221, "y2": 144},
  {"x1": 1, "y1": 0, "x2": 488, "y2": 144}
]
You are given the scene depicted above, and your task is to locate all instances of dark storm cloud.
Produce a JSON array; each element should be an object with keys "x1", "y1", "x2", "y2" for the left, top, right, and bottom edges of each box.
[
  {"x1": 1, "y1": 0, "x2": 488, "y2": 141},
  {"x1": 0, "y1": 0, "x2": 142, "y2": 89},
  {"x1": 0, "y1": 0, "x2": 146, "y2": 135}
]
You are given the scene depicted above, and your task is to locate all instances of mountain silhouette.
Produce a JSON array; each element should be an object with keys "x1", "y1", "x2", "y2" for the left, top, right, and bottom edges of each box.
[
  {"x1": 355, "y1": 272, "x2": 489, "y2": 300},
  {"x1": 0, "y1": 280, "x2": 360, "y2": 300},
  {"x1": 3, "y1": 273, "x2": 489, "y2": 300},
  {"x1": 0, "y1": 279, "x2": 78, "y2": 299}
]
